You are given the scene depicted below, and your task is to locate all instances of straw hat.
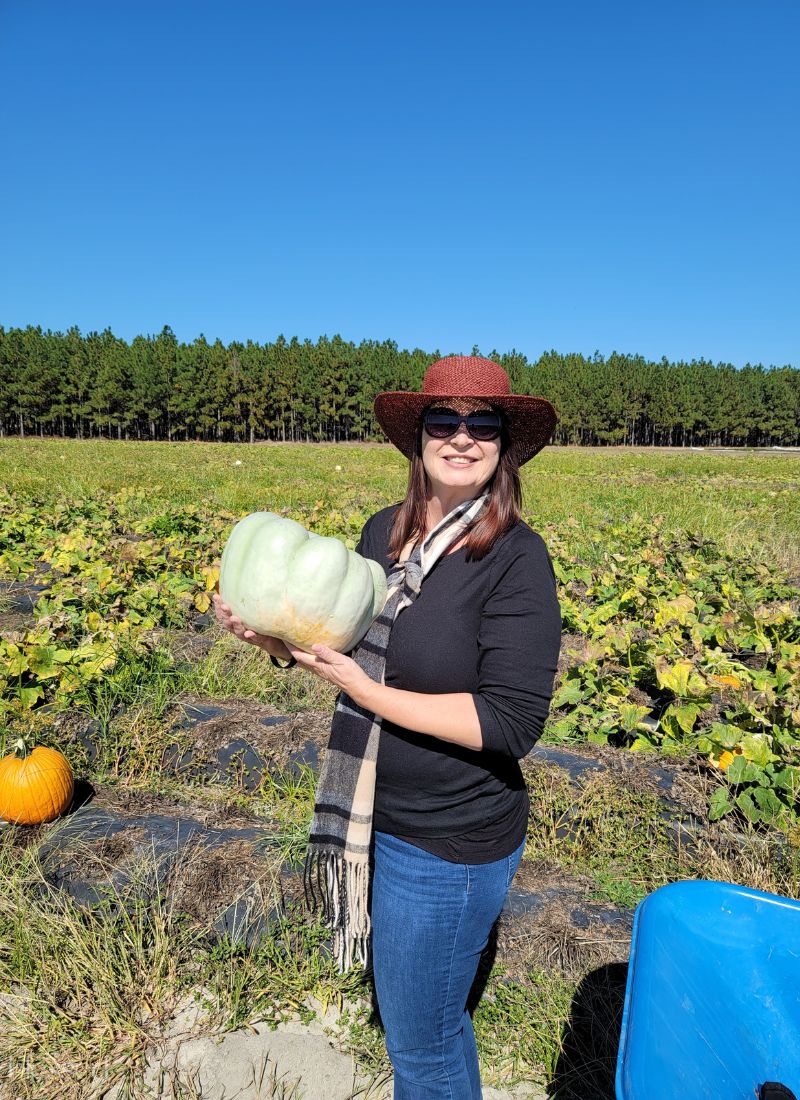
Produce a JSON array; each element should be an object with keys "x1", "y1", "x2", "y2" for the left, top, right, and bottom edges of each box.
[{"x1": 373, "y1": 355, "x2": 558, "y2": 467}]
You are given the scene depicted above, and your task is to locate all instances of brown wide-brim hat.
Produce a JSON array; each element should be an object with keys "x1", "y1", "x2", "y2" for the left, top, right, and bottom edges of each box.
[{"x1": 374, "y1": 355, "x2": 558, "y2": 467}]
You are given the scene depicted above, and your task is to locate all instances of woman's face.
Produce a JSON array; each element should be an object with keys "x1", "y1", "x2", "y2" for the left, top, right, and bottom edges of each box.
[{"x1": 421, "y1": 398, "x2": 502, "y2": 503}]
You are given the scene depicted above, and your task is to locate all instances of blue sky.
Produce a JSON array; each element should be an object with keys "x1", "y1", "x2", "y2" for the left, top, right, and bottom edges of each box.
[{"x1": 1, "y1": 0, "x2": 798, "y2": 368}]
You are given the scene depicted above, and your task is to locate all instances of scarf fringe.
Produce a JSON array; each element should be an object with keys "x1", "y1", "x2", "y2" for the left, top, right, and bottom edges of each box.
[{"x1": 304, "y1": 850, "x2": 371, "y2": 971}]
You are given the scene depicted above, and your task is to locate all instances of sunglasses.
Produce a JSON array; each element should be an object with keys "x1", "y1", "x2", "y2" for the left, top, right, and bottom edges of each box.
[{"x1": 422, "y1": 406, "x2": 503, "y2": 442}]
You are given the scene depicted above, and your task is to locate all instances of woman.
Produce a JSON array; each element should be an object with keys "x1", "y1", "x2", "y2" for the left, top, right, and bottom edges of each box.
[{"x1": 213, "y1": 355, "x2": 561, "y2": 1099}]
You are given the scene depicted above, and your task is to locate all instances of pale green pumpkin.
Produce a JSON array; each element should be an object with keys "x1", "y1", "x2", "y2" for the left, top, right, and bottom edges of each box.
[{"x1": 219, "y1": 512, "x2": 388, "y2": 653}]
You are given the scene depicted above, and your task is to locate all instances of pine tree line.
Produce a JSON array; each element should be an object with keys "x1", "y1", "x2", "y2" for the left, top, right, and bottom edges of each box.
[{"x1": 1, "y1": 324, "x2": 798, "y2": 447}]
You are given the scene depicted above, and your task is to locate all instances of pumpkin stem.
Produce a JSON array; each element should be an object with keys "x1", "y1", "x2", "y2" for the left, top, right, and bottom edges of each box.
[{"x1": 12, "y1": 738, "x2": 29, "y2": 759}]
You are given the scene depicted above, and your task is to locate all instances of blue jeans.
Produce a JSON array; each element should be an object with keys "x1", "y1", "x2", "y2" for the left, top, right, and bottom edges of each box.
[{"x1": 371, "y1": 831, "x2": 525, "y2": 1100}]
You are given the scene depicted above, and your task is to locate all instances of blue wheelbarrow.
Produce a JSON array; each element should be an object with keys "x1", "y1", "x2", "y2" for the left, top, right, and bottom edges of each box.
[{"x1": 616, "y1": 880, "x2": 800, "y2": 1100}]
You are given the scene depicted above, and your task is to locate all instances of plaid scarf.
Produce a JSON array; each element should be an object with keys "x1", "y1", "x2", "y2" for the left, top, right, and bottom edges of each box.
[{"x1": 304, "y1": 491, "x2": 489, "y2": 970}]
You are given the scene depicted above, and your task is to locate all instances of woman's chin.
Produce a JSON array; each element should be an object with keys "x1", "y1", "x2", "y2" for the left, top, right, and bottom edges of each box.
[{"x1": 428, "y1": 472, "x2": 489, "y2": 502}]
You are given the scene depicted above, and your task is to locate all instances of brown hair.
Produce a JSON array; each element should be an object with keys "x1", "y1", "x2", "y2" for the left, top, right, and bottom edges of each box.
[{"x1": 387, "y1": 418, "x2": 522, "y2": 562}]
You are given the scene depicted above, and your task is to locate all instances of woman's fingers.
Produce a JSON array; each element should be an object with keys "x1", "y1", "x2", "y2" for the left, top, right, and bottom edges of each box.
[
  {"x1": 212, "y1": 595, "x2": 244, "y2": 636},
  {"x1": 211, "y1": 595, "x2": 291, "y2": 660},
  {"x1": 297, "y1": 644, "x2": 334, "y2": 669},
  {"x1": 211, "y1": 594, "x2": 234, "y2": 628},
  {"x1": 285, "y1": 643, "x2": 365, "y2": 696}
]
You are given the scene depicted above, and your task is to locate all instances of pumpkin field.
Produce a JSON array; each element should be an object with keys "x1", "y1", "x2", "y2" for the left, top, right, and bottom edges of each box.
[{"x1": 1, "y1": 438, "x2": 799, "y2": 1100}]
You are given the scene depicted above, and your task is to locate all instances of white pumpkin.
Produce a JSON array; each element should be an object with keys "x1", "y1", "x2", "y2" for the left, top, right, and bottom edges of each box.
[{"x1": 219, "y1": 512, "x2": 388, "y2": 653}]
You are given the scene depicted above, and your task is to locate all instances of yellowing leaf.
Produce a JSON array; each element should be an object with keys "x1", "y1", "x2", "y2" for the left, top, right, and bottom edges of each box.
[
  {"x1": 740, "y1": 733, "x2": 775, "y2": 768},
  {"x1": 61, "y1": 531, "x2": 87, "y2": 552},
  {"x1": 655, "y1": 658, "x2": 708, "y2": 699},
  {"x1": 95, "y1": 565, "x2": 114, "y2": 590},
  {"x1": 201, "y1": 564, "x2": 220, "y2": 592},
  {"x1": 654, "y1": 595, "x2": 696, "y2": 628},
  {"x1": 194, "y1": 592, "x2": 211, "y2": 613},
  {"x1": 58, "y1": 666, "x2": 83, "y2": 693},
  {"x1": 6, "y1": 653, "x2": 29, "y2": 677},
  {"x1": 662, "y1": 702, "x2": 701, "y2": 735},
  {"x1": 618, "y1": 703, "x2": 654, "y2": 732},
  {"x1": 81, "y1": 648, "x2": 118, "y2": 676},
  {"x1": 27, "y1": 646, "x2": 59, "y2": 679}
]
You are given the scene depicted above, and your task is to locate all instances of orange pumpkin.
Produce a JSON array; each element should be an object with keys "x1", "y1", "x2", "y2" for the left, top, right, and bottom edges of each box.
[{"x1": 0, "y1": 739, "x2": 74, "y2": 825}]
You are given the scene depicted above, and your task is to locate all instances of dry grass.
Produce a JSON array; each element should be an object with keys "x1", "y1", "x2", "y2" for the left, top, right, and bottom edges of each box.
[
  {"x1": 692, "y1": 825, "x2": 800, "y2": 898},
  {"x1": 0, "y1": 837, "x2": 207, "y2": 1099},
  {"x1": 0, "y1": 823, "x2": 345, "y2": 1100}
]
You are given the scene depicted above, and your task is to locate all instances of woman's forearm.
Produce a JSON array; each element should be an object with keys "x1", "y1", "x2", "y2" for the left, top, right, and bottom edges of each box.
[
  {"x1": 357, "y1": 681, "x2": 483, "y2": 751},
  {"x1": 281, "y1": 641, "x2": 483, "y2": 750}
]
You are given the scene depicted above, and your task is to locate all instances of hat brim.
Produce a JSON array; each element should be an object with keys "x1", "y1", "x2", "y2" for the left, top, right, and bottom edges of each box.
[{"x1": 373, "y1": 392, "x2": 558, "y2": 467}]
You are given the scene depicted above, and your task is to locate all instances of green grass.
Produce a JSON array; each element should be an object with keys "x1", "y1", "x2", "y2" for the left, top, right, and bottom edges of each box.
[
  {"x1": 474, "y1": 970, "x2": 577, "y2": 1086},
  {"x1": 2, "y1": 438, "x2": 799, "y2": 573},
  {"x1": 524, "y1": 764, "x2": 683, "y2": 893},
  {"x1": 178, "y1": 631, "x2": 338, "y2": 713},
  {"x1": 255, "y1": 765, "x2": 319, "y2": 870}
]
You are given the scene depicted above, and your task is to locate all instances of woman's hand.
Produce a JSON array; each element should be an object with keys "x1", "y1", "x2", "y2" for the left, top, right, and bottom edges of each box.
[
  {"x1": 212, "y1": 593, "x2": 293, "y2": 662},
  {"x1": 286, "y1": 642, "x2": 373, "y2": 702}
]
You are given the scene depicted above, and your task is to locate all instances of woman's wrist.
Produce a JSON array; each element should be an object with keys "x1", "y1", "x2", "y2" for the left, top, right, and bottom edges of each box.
[{"x1": 356, "y1": 676, "x2": 384, "y2": 713}]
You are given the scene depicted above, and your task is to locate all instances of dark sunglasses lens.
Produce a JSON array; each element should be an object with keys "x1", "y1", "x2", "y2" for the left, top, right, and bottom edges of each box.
[
  {"x1": 466, "y1": 414, "x2": 502, "y2": 441},
  {"x1": 424, "y1": 411, "x2": 462, "y2": 438},
  {"x1": 423, "y1": 409, "x2": 502, "y2": 441}
]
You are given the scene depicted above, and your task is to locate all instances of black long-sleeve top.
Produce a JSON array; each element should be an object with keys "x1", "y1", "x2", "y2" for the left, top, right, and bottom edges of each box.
[{"x1": 356, "y1": 504, "x2": 561, "y2": 863}]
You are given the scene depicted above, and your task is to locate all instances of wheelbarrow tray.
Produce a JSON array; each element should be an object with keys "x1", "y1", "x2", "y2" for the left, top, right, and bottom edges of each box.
[{"x1": 616, "y1": 879, "x2": 800, "y2": 1100}]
